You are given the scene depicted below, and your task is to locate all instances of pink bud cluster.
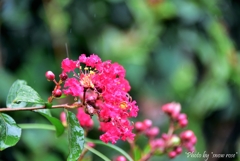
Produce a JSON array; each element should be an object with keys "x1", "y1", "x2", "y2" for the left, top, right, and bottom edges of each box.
[
  {"x1": 46, "y1": 54, "x2": 139, "y2": 144},
  {"x1": 45, "y1": 70, "x2": 68, "y2": 99},
  {"x1": 160, "y1": 102, "x2": 196, "y2": 158},
  {"x1": 135, "y1": 119, "x2": 159, "y2": 139},
  {"x1": 162, "y1": 102, "x2": 188, "y2": 128},
  {"x1": 180, "y1": 130, "x2": 197, "y2": 152},
  {"x1": 133, "y1": 102, "x2": 197, "y2": 159}
]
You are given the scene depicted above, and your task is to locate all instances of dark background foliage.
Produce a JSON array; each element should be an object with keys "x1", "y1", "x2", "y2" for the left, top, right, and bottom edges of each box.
[{"x1": 1, "y1": 0, "x2": 240, "y2": 160}]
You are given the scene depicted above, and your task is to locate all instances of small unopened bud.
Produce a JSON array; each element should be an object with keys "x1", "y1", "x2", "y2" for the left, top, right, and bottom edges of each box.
[
  {"x1": 87, "y1": 142, "x2": 95, "y2": 148},
  {"x1": 52, "y1": 89, "x2": 62, "y2": 97},
  {"x1": 60, "y1": 112, "x2": 67, "y2": 127},
  {"x1": 143, "y1": 119, "x2": 152, "y2": 129},
  {"x1": 45, "y1": 71, "x2": 55, "y2": 81},
  {"x1": 150, "y1": 138, "x2": 164, "y2": 149},
  {"x1": 178, "y1": 118, "x2": 188, "y2": 128},
  {"x1": 168, "y1": 151, "x2": 177, "y2": 159},
  {"x1": 161, "y1": 133, "x2": 169, "y2": 140},
  {"x1": 145, "y1": 127, "x2": 160, "y2": 138},
  {"x1": 115, "y1": 156, "x2": 127, "y2": 161},
  {"x1": 180, "y1": 130, "x2": 194, "y2": 141},
  {"x1": 177, "y1": 113, "x2": 188, "y2": 127},
  {"x1": 168, "y1": 135, "x2": 181, "y2": 147},
  {"x1": 161, "y1": 102, "x2": 181, "y2": 119},
  {"x1": 175, "y1": 146, "x2": 182, "y2": 154},
  {"x1": 135, "y1": 122, "x2": 145, "y2": 132},
  {"x1": 177, "y1": 113, "x2": 187, "y2": 121},
  {"x1": 59, "y1": 72, "x2": 68, "y2": 81}
]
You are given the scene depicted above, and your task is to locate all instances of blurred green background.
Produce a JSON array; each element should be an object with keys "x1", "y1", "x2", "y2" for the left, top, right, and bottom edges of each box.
[{"x1": 1, "y1": 0, "x2": 240, "y2": 160}]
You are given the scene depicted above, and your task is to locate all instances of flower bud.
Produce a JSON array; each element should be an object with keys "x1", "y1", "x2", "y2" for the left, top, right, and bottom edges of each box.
[
  {"x1": 175, "y1": 146, "x2": 182, "y2": 154},
  {"x1": 150, "y1": 138, "x2": 164, "y2": 149},
  {"x1": 52, "y1": 89, "x2": 62, "y2": 97},
  {"x1": 115, "y1": 156, "x2": 127, "y2": 161},
  {"x1": 59, "y1": 72, "x2": 68, "y2": 81},
  {"x1": 168, "y1": 151, "x2": 177, "y2": 159},
  {"x1": 45, "y1": 71, "x2": 55, "y2": 81},
  {"x1": 177, "y1": 113, "x2": 187, "y2": 121},
  {"x1": 143, "y1": 119, "x2": 152, "y2": 129},
  {"x1": 60, "y1": 112, "x2": 67, "y2": 127},
  {"x1": 87, "y1": 142, "x2": 95, "y2": 148},
  {"x1": 180, "y1": 130, "x2": 194, "y2": 141},
  {"x1": 135, "y1": 121, "x2": 145, "y2": 132},
  {"x1": 161, "y1": 133, "x2": 169, "y2": 140},
  {"x1": 162, "y1": 102, "x2": 181, "y2": 119},
  {"x1": 168, "y1": 135, "x2": 181, "y2": 147},
  {"x1": 145, "y1": 127, "x2": 160, "y2": 138},
  {"x1": 178, "y1": 118, "x2": 188, "y2": 128}
]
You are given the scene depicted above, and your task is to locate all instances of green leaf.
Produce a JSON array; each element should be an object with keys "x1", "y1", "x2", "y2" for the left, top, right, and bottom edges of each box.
[
  {"x1": 143, "y1": 144, "x2": 151, "y2": 154},
  {"x1": 0, "y1": 113, "x2": 21, "y2": 151},
  {"x1": 133, "y1": 145, "x2": 142, "y2": 161},
  {"x1": 34, "y1": 110, "x2": 65, "y2": 137},
  {"x1": 6, "y1": 80, "x2": 45, "y2": 108},
  {"x1": 6, "y1": 80, "x2": 27, "y2": 108},
  {"x1": 65, "y1": 110, "x2": 85, "y2": 161}
]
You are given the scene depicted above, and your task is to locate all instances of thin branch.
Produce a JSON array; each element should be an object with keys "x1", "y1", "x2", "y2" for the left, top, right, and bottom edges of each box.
[
  {"x1": 139, "y1": 149, "x2": 155, "y2": 161},
  {"x1": 0, "y1": 103, "x2": 80, "y2": 112}
]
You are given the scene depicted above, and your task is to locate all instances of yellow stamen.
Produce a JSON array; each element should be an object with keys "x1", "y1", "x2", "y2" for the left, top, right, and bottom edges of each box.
[
  {"x1": 119, "y1": 102, "x2": 127, "y2": 109},
  {"x1": 90, "y1": 71, "x2": 95, "y2": 75}
]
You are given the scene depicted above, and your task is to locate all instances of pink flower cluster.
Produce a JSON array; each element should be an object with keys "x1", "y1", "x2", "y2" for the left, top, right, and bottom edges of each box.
[{"x1": 60, "y1": 54, "x2": 139, "y2": 143}]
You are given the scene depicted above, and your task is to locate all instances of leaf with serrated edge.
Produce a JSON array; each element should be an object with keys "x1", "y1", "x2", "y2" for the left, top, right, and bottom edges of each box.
[
  {"x1": 65, "y1": 110, "x2": 85, "y2": 161},
  {"x1": 0, "y1": 113, "x2": 21, "y2": 151}
]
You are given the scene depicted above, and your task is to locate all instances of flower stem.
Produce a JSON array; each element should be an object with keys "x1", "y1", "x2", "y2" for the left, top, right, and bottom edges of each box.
[
  {"x1": 139, "y1": 149, "x2": 155, "y2": 161},
  {"x1": 168, "y1": 119, "x2": 175, "y2": 136}
]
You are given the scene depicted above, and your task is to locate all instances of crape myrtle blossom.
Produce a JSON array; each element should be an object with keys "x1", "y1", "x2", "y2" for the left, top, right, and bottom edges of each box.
[
  {"x1": 76, "y1": 108, "x2": 94, "y2": 128},
  {"x1": 60, "y1": 54, "x2": 139, "y2": 144}
]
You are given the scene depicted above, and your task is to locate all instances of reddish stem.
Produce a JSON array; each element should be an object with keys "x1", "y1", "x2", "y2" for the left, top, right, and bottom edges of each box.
[
  {"x1": 168, "y1": 119, "x2": 175, "y2": 136},
  {"x1": 77, "y1": 148, "x2": 89, "y2": 161},
  {"x1": 139, "y1": 149, "x2": 155, "y2": 161}
]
